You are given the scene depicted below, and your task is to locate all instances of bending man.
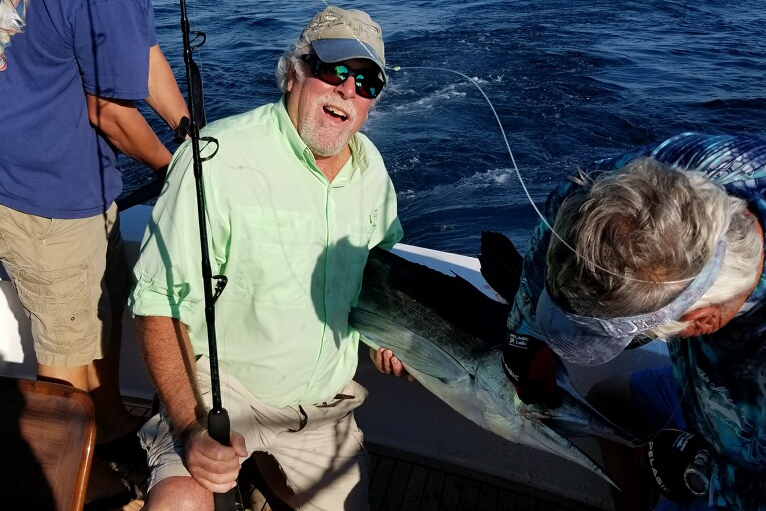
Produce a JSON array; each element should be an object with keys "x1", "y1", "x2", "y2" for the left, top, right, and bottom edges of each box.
[{"x1": 510, "y1": 133, "x2": 766, "y2": 510}]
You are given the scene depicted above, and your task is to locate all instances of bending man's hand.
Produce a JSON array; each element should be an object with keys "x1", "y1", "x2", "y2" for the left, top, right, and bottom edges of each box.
[
  {"x1": 181, "y1": 423, "x2": 247, "y2": 493},
  {"x1": 502, "y1": 333, "x2": 559, "y2": 406},
  {"x1": 371, "y1": 348, "x2": 415, "y2": 381}
]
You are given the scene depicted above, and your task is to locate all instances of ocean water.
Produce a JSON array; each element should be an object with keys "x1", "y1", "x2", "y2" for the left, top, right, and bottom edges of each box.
[{"x1": 123, "y1": 0, "x2": 766, "y2": 256}]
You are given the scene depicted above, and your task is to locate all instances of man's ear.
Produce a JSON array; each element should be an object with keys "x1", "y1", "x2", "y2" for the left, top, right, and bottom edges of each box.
[
  {"x1": 677, "y1": 306, "x2": 721, "y2": 336},
  {"x1": 287, "y1": 67, "x2": 296, "y2": 93}
]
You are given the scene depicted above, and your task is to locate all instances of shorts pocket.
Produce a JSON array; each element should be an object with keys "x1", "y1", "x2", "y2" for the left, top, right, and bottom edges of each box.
[
  {"x1": 138, "y1": 412, "x2": 167, "y2": 454},
  {"x1": 139, "y1": 411, "x2": 184, "y2": 474},
  {"x1": 14, "y1": 263, "x2": 99, "y2": 355}
]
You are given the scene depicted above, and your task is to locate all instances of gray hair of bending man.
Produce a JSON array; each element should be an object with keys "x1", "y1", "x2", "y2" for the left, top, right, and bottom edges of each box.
[
  {"x1": 546, "y1": 157, "x2": 762, "y2": 339},
  {"x1": 276, "y1": 41, "x2": 383, "y2": 105}
]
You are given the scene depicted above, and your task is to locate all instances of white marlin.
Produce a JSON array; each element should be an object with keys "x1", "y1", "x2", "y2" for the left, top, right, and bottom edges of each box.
[{"x1": 350, "y1": 238, "x2": 641, "y2": 485}]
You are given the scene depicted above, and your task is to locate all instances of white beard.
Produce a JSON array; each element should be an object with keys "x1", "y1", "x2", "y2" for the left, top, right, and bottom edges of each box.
[{"x1": 299, "y1": 94, "x2": 359, "y2": 157}]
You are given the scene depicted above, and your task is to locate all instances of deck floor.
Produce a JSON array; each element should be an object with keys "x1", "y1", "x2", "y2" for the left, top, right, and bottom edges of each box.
[{"x1": 125, "y1": 398, "x2": 602, "y2": 511}]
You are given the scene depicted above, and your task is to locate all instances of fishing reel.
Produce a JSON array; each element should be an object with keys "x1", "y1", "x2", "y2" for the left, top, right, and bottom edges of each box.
[{"x1": 645, "y1": 429, "x2": 712, "y2": 500}]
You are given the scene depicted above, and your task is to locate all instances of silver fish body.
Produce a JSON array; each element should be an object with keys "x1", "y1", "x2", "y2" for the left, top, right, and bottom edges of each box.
[{"x1": 351, "y1": 247, "x2": 639, "y2": 485}]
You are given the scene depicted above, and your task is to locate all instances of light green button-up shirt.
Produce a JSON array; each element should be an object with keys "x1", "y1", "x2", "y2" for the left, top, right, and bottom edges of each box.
[{"x1": 130, "y1": 98, "x2": 402, "y2": 407}]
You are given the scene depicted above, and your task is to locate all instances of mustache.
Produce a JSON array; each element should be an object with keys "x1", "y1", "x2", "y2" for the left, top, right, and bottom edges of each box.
[{"x1": 320, "y1": 95, "x2": 357, "y2": 123}]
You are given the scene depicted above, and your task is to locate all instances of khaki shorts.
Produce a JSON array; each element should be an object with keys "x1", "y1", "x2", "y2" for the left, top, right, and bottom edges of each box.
[
  {"x1": 0, "y1": 203, "x2": 129, "y2": 367},
  {"x1": 140, "y1": 357, "x2": 371, "y2": 511}
]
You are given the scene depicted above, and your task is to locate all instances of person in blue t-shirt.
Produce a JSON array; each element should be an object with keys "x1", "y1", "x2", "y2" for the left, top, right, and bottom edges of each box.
[
  {"x1": 0, "y1": 0, "x2": 188, "y2": 507},
  {"x1": 508, "y1": 134, "x2": 766, "y2": 511}
]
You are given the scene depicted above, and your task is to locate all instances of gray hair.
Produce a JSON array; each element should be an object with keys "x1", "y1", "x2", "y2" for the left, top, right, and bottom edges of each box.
[
  {"x1": 546, "y1": 157, "x2": 761, "y2": 338},
  {"x1": 276, "y1": 38, "x2": 310, "y2": 93},
  {"x1": 275, "y1": 39, "x2": 384, "y2": 105}
]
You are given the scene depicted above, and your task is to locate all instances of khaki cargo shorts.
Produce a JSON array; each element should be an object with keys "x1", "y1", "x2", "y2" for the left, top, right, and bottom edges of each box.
[
  {"x1": 0, "y1": 203, "x2": 130, "y2": 367},
  {"x1": 140, "y1": 356, "x2": 371, "y2": 511}
]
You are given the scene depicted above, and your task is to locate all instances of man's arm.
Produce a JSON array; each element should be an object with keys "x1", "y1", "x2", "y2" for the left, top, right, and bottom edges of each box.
[
  {"x1": 86, "y1": 94, "x2": 173, "y2": 176},
  {"x1": 86, "y1": 46, "x2": 190, "y2": 177},
  {"x1": 145, "y1": 45, "x2": 189, "y2": 131},
  {"x1": 135, "y1": 315, "x2": 246, "y2": 493},
  {"x1": 136, "y1": 315, "x2": 201, "y2": 433}
]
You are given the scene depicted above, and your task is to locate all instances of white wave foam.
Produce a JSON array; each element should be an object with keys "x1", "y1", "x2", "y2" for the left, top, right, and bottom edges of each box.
[
  {"x1": 455, "y1": 167, "x2": 515, "y2": 188},
  {"x1": 396, "y1": 168, "x2": 515, "y2": 205},
  {"x1": 392, "y1": 82, "x2": 470, "y2": 111}
]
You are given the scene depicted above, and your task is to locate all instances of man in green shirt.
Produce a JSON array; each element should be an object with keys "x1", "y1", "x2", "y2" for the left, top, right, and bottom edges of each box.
[{"x1": 130, "y1": 6, "x2": 403, "y2": 510}]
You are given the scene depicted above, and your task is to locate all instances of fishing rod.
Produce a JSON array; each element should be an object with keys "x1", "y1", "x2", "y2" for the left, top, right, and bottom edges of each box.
[{"x1": 177, "y1": 1, "x2": 238, "y2": 510}]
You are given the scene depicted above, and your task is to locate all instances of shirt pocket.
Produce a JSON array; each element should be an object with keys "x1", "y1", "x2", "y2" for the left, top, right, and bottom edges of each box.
[{"x1": 236, "y1": 210, "x2": 314, "y2": 307}]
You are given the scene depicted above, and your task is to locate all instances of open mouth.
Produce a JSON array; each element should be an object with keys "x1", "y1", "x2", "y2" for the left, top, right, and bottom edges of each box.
[{"x1": 323, "y1": 105, "x2": 348, "y2": 122}]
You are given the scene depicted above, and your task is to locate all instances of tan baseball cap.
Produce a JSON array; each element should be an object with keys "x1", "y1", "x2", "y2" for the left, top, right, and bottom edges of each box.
[{"x1": 300, "y1": 6, "x2": 386, "y2": 81}]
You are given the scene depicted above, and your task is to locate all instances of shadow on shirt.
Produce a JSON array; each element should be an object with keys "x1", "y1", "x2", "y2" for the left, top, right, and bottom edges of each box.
[{"x1": 310, "y1": 236, "x2": 372, "y2": 349}]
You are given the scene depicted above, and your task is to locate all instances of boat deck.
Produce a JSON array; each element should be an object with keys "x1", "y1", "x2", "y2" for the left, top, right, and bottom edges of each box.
[{"x1": 125, "y1": 398, "x2": 602, "y2": 511}]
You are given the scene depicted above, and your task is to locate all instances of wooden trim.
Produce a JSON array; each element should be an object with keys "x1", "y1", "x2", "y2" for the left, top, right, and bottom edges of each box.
[{"x1": 2, "y1": 377, "x2": 96, "y2": 511}]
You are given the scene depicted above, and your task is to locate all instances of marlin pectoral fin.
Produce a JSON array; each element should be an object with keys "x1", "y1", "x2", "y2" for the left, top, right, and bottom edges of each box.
[{"x1": 350, "y1": 308, "x2": 468, "y2": 383}]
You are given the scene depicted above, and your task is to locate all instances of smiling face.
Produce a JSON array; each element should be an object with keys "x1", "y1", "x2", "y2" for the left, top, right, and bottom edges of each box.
[{"x1": 286, "y1": 58, "x2": 376, "y2": 158}]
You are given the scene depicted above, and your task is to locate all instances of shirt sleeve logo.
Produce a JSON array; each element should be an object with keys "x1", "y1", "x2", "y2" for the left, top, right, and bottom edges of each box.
[{"x1": 0, "y1": 0, "x2": 26, "y2": 72}]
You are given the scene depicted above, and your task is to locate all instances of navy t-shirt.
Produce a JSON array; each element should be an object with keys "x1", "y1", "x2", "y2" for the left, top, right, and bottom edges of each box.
[{"x1": 0, "y1": 0, "x2": 158, "y2": 218}]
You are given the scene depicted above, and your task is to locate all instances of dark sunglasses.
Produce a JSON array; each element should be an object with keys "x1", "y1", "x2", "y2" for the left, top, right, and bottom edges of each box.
[{"x1": 300, "y1": 54, "x2": 384, "y2": 99}]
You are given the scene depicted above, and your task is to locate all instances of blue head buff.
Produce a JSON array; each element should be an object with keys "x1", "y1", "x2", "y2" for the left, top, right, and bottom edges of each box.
[{"x1": 536, "y1": 239, "x2": 727, "y2": 366}]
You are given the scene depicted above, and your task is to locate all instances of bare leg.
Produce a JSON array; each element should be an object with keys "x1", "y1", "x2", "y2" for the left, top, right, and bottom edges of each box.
[
  {"x1": 40, "y1": 310, "x2": 144, "y2": 507},
  {"x1": 37, "y1": 364, "x2": 89, "y2": 390},
  {"x1": 88, "y1": 307, "x2": 143, "y2": 443},
  {"x1": 143, "y1": 476, "x2": 214, "y2": 511},
  {"x1": 38, "y1": 309, "x2": 140, "y2": 443}
]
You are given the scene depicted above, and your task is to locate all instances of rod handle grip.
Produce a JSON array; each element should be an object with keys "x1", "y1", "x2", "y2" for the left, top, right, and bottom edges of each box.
[{"x1": 208, "y1": 408, "x2": 238, "y2": 510}]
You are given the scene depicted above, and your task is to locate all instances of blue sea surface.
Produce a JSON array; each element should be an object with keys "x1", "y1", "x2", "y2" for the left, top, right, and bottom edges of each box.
[{"x1": 124, "y1": 0, "x2": 766, "y2": 256}]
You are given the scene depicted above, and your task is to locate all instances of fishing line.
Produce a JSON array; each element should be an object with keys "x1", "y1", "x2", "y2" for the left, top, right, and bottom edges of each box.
[
  {"x1": 382, "y1": 66, "x2": 694, "y2": 443},
  {"x1": 386, "y1": 65, "x2": 708, "y2": 286},
  {"x1": 189, "y1": 0, "x2": 209, "y2": 124},
  {"x1": 306, "y1": 1, "x2": 693, "y2": 479}
]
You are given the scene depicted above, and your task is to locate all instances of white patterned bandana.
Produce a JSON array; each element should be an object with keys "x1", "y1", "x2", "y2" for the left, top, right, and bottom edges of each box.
[{"x1": 537, "y1": 239, "x2": 727, "y2": 366}]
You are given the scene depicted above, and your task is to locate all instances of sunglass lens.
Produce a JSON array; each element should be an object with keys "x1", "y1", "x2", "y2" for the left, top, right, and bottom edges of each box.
[
  {"x1": 313, "y1": 62, "x2": 346, "y2": 86},
  {"x1": 356, "y1": 76, "x2": 384, "y2": 99},
  {"x1": 308, "y1": 56, "x2": 384, "y2": 99}
]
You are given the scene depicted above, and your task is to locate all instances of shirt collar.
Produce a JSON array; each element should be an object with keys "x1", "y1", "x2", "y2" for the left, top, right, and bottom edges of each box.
[
  {"x1": 272, "y1": 96, "x2": 315, "y2": 167},
  {"x1": 272, "y1": 96, "x2": 371, "y2": 185}
]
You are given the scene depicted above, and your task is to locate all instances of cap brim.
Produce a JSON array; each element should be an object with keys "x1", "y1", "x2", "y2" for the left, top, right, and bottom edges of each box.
[
  {"x1": 535, "y1": 238, "x2": 728, "y2": 366},
  {"x1": 548, "y1": 334, "x2": 629, "y2": 366},
  {"x1": 311, "y1": 39, "x2": 387, "y2": 83},
  {"x1": 536, "y1": 289, "x2": 632, "y2": 366}
]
